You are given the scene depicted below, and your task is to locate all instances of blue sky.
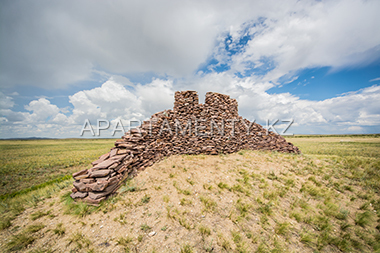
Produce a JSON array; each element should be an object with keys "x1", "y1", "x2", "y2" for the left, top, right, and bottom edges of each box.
[
  {"x1": 1, "y1": 0, "x2": 380, "y2": 138},
  {"x1": 269, "y1": 63, "x2": 380, "y2": 100}
]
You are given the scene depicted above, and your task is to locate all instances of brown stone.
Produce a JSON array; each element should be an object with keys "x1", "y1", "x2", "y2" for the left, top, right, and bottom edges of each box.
[
  {"x1": 108, "y1": 176, "x2": 120, "y2": 185},
  {"x1": 87, "y1": 181, "x2": 109, "y2": 192},
  {"x1": 130, "y1": 128, "x2": 141, "y2": 134},
  {"x1": 73, "y1": 181, "x2": 87, "y2": 192},
  {"x1": 71, "y1": 90, "x2": 300, "y2": 203},
  {"x1": 130, "y1": 137, "x2": 142, "y2": 142},
  {"x1": 92, "y1": 159, "x2": 118, "y2": 170},
  {"x1": 116, "y1": 143, "x2": 134, "y2": 149},
  {"x1": 89, "y1": 169, "x2": 111, "y2": 178},
  {"x1": 72, "y1": 169, "x2": 87, "y2": 178},
  {"x1": 80, "y1": 178, "x2": 95, "y2": 184},
  {"x1": 109, "y1": 162, "x2": 120, "y2": 170},
  {"x1": 109, "y1": 154, "x2": 127, "y2": 161},
  {"x1": 74, "y1": 173, "x2": 89, "y2": 180},
  {"x1": 109, "y1": 148, "x2": 117, "y2": 157},
  {"x1": 88, "y1": 182, "x2": 119, "y2": 200},
  {"x1": 134, "y1": 144, "x2": 144, "y2": 149},
  {"x1": 117, "y1": 149, "x2": 128, "y2": 155},
  {"x1": 91, "y1": 152, "x2": 110, "y2": 166},
  {"x1": 117, "y1": 166, "x2": 128, "y2": 173},
  {"x1": 95, "y1": 176, "x2": 109, "y2": 182},
  {"x1": 70, "y1": 191, "x2": 88, "y2": 199}
]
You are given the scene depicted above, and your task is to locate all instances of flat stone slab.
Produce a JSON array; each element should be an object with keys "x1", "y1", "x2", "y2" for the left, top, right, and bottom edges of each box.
[
  {"x1": 70, "y1": 191, "x2": 88, "y2": 199},
  {"x1": 73, "y1": 181, "x2": 87, "y2": 192},
  {"x1": 80, "y1": 178, "x2": 95, "y2": 184},
  {"x1": 109, "y1": 148, "x2": 118, "y2": 157},
  {"x1": 91, "y1": 152, "x2": 110, "y2": 166},
  {"x1": 72, "y1": 169, "x2": 87, "y2": 178},
  {"x1": 88, "y1": 182, "x2": 119, "y2": 200},
  {"x1": 92, "y1": 159, "x2": 118, "y2": 170},
  {"x1": 89, "y1": 169, "x2": 111, "y2": 178},
  {"x1": 92, "y1": 154, "x2": 126, "y2": 170},
  {"x1": 87, "y1": 181, "x2": 109, "y2": 192},
  {"x1": 74, "y1": 173, "x2": 89, "y2": 180}
]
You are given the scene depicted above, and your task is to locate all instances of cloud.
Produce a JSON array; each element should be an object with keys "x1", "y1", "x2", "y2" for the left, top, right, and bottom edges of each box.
[
  {"x1": 0, "y1": 77, "x2": 176, "y2": 137},
  {"x1": 0, "y1": 109, "x2": 27, "y2": 122},
  {"x1": 212, "y1": 0, "x2": 380, "y2": 82},
  {"x1": 0, "y1": 0, "x2": 253, "y2": 88},
  {"x1": 3, "y1": 0, "x2": 379, "y2": 89},
  {"x1": 347, "y1": 126, "x2": 363, "y2": 132},
  {"x1": 1, "y1": 76, "x2": 379, "y2": 138},
  {"x1": 1, "y1": 0, "x2": 380, "y2": 137},
  {"x1": 370, "y1": 77, "x2": 380, "y2": 82},
  {"x1": 0, "y1": 92, "x2": 15, "y2": 109},
  {"x1": 69, "y1": 79, "x2": 143, "y2": 125},
  {"x1": 68, "y1": 77, "x2": 177, "y2": 126},
  {"x1": 25, "y1": 98, "x2": 60, "y2": 122},
  {"x1": 180, "y1": 74, "x2": 380, "y2": 132},
  {"x1": 136, "y1": 79, "x2": 174, "y2": 116}
]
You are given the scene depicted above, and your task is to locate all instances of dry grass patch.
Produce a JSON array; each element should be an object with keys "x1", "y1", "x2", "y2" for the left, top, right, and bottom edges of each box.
[{"x1": 0, "y1": 136, "x2": 379, "y2": 252}]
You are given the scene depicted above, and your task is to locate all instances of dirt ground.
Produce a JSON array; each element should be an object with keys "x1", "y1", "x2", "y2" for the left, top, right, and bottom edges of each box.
[{"x1": 0, "y1": 150, "x2": 378, "y2": 252}]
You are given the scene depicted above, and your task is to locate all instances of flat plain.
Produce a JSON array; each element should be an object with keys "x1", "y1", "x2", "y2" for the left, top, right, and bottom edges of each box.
[
  {"x1": 0, "y1": 135, "x2": 379, "y2": 252},
  {"x1": 0, "y1": 139, "x2": 115, "y2": 197}
]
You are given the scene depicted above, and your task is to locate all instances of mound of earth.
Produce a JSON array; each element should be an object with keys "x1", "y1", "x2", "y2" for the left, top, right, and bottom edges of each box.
[
  {"x1": 2, "y1": 150, "x2": 378, "y2": 253},
  {"x1": 71, "y1": 91, "x2": 300, "y2": 204}
]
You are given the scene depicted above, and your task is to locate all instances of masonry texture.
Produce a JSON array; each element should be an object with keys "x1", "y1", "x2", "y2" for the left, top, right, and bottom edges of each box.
[{"x1": 70, "y1": 91, "x2": 300, "y2": 204}]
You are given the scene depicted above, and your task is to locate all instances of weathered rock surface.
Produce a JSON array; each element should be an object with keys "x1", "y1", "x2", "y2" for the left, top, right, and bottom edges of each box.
[{"x1": 71, "y1": 91, "x2": 300, "y2": 204}]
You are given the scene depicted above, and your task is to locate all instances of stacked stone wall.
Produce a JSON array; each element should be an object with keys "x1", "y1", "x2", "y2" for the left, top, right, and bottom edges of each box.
[{"x1": 70, "y1": 91, "x2": 300, "y2": 204}]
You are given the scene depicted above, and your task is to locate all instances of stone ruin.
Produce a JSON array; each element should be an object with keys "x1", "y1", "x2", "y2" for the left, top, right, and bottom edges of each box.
[{"x1": 70, "y1": 91, "x2": 300, "y2": 204}]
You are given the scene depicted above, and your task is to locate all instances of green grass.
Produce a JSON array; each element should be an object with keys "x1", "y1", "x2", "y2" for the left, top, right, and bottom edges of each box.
[
  {"x1": 288, "y1": 136, "x2": 380, "y2": 193},
  {"x1": 53, "y1": 223, "x2": 65, "y2": 236},
  {"x1": 180, "y1": 197, "x2": 192, "y2": 206},
  {"x1": 355, "y1": 211, "x2": 375, "y2": 228},
  {"x1": 198, "y1": 224, "x2": 211, "y2": 236},
  {"x1": 1, "y1": 136, "x2": 380, "y2": 252},
  {"x1": 67, "y1": 231, "x2": 91, "y2": 249},
  {"x1": 163, "y1": 195, "x2": 170, "y2": 203},
  {"x1": 287, "y1": 135, "x2": 380, "y2": 158},
  {"x1": 6, "y1": 232, "x2": 36, "y2": 251},
  {"x1": 61, "y1": 191, "x2": 96, "y2": 217},
  {"x1": 30, "y1": 210, "x2": 50, "y2": 220},
  {"x1": 5, "y1": 223, "x2": 45, "y2": 251},
  {"x1": 25, "y1": 223, "x2": 45, "y2": 233},
  {"x1": 180, "y1": 243, "x2": 193, "y2": 253},
  {"x1": 285, "y1": 135, "x2": 380, "y2": 252},
  {"x1": 140, "y1": 223, "x2": 151, "y2": 231},
  {"x1": 140, "y1": 194, "x2": 151, "y2": 204},
  {"x1": 0, "y1": 139, "x2": 115, "y2": 196},
  {"x1": 199, "y1": 195, "x2": 217, "y2": 212},
  {"x1": 117, "y1": 236, "x2": 133, "y2": 246},
  {"x1": 0, "y1": 178, "x2": 72, "y2": 232},
  {"x1": 275, "y1": 222, "x2": 291, "y2": 236}
]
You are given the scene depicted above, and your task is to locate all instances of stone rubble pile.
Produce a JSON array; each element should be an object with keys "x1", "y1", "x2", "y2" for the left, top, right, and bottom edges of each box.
[{"x1": 71, "y1": 91, "x2": 300, "y2": 204}]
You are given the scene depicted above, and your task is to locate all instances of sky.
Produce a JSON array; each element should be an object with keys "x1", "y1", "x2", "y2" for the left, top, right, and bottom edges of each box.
[{"x1": 0, "y1": 0, "x2": 380, "y2": 138}]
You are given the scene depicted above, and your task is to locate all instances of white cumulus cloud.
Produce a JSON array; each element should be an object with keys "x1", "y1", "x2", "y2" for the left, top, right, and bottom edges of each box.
[
  {"x1": 2, "y1": 0, "x2": 379, "y2": 89},
  {"x1": 1, "y1": 76, "x2": 380, "y2": 138}
]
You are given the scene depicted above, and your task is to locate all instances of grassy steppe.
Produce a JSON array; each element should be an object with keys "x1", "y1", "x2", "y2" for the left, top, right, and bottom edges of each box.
[
  {"x1": 289, "y1": 135, "x2": 380, "y2": 158},
  {"x1": 0, "y1": 135, "x2": 379, "y2": 252},
  {"x1": 0, "y1": 139, "x2": 115, "y2": 197}
]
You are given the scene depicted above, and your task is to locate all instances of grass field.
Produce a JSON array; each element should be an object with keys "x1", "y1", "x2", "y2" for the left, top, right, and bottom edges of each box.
[
  {"x1": 0, "y1": 135, "x2": 379, "y2": 252},
  {"x1": 289, "y1": 135, "x2": 380, "y2": 158},
  {"x1": 0, "y1": 139, "x2": 115, "y2": 197}
]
